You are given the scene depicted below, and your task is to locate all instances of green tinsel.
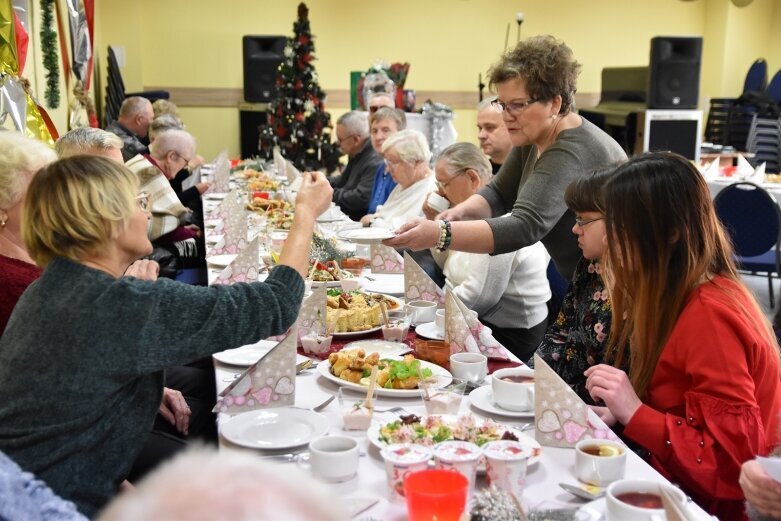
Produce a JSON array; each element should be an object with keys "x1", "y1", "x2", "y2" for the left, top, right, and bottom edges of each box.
[{"x1": 39, "y1": 0, "x2": 60, "y2": 108}]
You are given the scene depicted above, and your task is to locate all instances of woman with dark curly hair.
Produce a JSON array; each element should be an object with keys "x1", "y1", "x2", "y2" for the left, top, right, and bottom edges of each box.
[{"x1": 387, "y1": 35, "x2": 626, "y2": 282}]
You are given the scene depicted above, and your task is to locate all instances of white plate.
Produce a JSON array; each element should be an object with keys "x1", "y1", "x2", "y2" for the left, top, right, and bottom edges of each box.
[
  {"x1": 339, "y1": 228, "x2": 396, "y2": 244},
  {"x1": 317, "y1": 356, "x2": 452, "y2": 397},
  {"x1": 342, "y1": 340, "x2": 410, "y2": 356},
  {"x1": 206, "y1": 234, "x2": 224, "y2": 245},
  {"x1": 468, "y1": 385, "x2": 535, "y2": 418},
  {"x1": 220, "y1": 408, "x2": 329, "y2": 450},
  {"x1": 316, "y1": 209, "x2": 344, "y2": 223},
  {"x1": 415, "y1": 321, "x2": 444, "y2": 340},
  {"x1": 212, "y1": 340, "x2": 282, "y2": 366},
  {"x1": 205, "y1": 193, "x2": 228, "y2": 200},
  {"x1": 333, "y1": 324, "x2": 383, "y2": 338},
  {"x1": 368, "y1": 414, "x2": 542, "y2": 467},
  {"x1": 309, "y1": 279, "x2": 343, "y2": 288},
  {"x1": 361, "y1": 274, "x2": 404, "y2": 296},
  {"x1": 206, "y1": 254, "x2": 238, "y2": 268},
  {"x1": 578, "y1": 497, "x2": 606, "y2": 520}
]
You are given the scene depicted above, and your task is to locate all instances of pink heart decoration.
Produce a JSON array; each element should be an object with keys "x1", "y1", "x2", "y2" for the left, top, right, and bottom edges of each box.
[
  {"x1": 562, "y1": 420, "x2": 588, "y2": 444},
  {"x1": 252, "y1": 387, "x2": 273, "y2": 405}
]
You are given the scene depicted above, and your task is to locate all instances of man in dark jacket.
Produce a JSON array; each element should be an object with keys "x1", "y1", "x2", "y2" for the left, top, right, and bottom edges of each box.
[
  {"x1": 328, "y1": 111, "x2": 384, "y2": 221},
  {"x1": 105, "y1": 96, "x2": 154, "y2": 161}
]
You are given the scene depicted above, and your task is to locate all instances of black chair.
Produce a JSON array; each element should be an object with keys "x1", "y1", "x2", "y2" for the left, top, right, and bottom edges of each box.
[
  {"x1": 546, "y1": 260, "x2": 569, "y2": 319},
  {"x1": 714, "y1": 182, "x2": 781, "y2": 307},
  {"x1": 104, "y1": 46, "x2": 170, "y2": 126},
  {"x1": 744, "y1": 58, "x2": 768, "y2": 94}
]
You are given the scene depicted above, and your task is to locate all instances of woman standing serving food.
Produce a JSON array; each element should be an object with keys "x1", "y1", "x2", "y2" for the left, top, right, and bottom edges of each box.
[
  {"x1": 0, "y1": 156, "x2": 332, "y2": 516},
  {"x1": 386, "y1": 35, "x2": 626, "y2": 280}
]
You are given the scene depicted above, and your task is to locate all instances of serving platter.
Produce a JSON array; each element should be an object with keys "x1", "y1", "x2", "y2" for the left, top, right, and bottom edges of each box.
[{"x1": 316, "y1": 356, "x2": 451, "y2": 397}]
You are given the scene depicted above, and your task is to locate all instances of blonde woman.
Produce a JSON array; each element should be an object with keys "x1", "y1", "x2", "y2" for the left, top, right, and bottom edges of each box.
[{"x1": 0, "y1": 156, "x2": 332, "y2": 516}]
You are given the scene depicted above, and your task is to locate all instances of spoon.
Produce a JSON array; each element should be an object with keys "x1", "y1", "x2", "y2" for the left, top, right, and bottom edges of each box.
[{"x1": 559, "y1": 482, "x2": 605, "y2": 501}]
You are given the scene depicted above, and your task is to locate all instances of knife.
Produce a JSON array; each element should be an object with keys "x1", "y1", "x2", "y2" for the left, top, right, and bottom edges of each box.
[{"x1": 346, "y1": 497, "x2": 379, "y2": 518}]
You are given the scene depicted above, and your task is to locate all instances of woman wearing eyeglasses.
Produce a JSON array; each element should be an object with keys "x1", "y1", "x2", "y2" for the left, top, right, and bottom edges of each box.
[
  {"x1": 386, "y1": 35, "x2": 626, "y2": 282},
  {"x1": 360, "y1": 129, "x2": 436, "y2": 229},
  {"x1": 0, "y1": 155, "x2": 333, "y2": 516},
  {"x1": 585, "y1": 153, "x2": 781, "y2": 520}
]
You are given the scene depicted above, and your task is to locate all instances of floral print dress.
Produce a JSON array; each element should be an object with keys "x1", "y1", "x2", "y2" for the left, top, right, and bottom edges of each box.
[{"x1": 530, "y1": 257, "x2": 614, "y2": 404}]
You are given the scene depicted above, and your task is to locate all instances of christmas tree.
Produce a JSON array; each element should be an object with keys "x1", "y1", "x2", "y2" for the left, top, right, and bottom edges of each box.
[{"x1": 258, "y1": 3, "x2": 341, "y2": 173}]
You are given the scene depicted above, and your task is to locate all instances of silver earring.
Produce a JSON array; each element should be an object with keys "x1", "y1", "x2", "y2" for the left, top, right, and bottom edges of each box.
[{"x1": 0, "y1": 212, "x2": 6, "y2": 228}]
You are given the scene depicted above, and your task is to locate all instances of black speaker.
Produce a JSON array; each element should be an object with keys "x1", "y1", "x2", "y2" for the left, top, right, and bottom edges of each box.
[
  {"x1": 647, "y1": 36, "x2": 702, "y2": 109},
  {"x1": 243, "y1": 35, "x2": 287, "y2": 102},
  {"x1": 239, "y1": 105, "x2": 268, "y2": 158}
]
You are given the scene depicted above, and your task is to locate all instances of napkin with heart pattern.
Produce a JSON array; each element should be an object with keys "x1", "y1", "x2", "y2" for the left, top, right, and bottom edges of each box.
[
  {"x1": 370, "y1": 243, "x2": 404, "y2": 274},
  {"x1": 213, "y1": 330, "x2": 297, "y2": 414},
  {"x1": 210, "y1": 150, "x2": 231, "y2": 193},
  {"x1": 444, "y1": 287, "x2": 511, "y2": 360},
  {"x1": 205, "y1": 189, "x2": 242, "y2": 221},
  {"x1": 295, "y1": 284, "x2": 328, "y2": 346},
  {"x1": 403, "y1": 252, "x2": 444, "y2": 306},
  {"x1": 533, "y1": 354, "x2": 619, "y2": 447},
  {"x1": 209, "y1": 199, "x2": 248, "y2": 255},
  {"x1": 213, "y1": 237, "x2": 260, "y2": 285}
]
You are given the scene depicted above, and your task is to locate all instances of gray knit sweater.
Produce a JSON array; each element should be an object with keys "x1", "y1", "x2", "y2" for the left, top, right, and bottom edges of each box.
[
  {"x1": 478, "y1": 117, "x2": 626, "y2": 280},
  {"x1": 0, "y1": 258, "x2": 304, "y2": 517}
]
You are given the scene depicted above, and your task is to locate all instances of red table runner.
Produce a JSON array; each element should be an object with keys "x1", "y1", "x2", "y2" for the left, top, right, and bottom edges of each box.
[{"x1": 297, "y1": 329, "x2": 521, "y2": 375}]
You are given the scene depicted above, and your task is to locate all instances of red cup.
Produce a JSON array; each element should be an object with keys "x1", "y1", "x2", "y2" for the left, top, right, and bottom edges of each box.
[
  {"x1": 252, "y1": 191, "x2": 270, "y2": 200},
  {"x1": 404, "y1": 469, "x2": 468, "y2": 521}
]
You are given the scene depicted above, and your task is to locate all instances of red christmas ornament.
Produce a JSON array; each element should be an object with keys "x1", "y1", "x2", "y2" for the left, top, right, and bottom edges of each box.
[
  {"x1": 298, "y1": 35, "x2": 309, "y2": 45},
  {"x1": 276, "y1": 126, "x2": 287, "y2": 138},
  {"x1": 295, "y1": 112, "x2": 305, "y2": 122},
  {"x1": 295, "y1": 79, "x2": 303, "y2": 90},
  {"x1": 303, "y1": 54, "x2": 313, "y2": 64}
]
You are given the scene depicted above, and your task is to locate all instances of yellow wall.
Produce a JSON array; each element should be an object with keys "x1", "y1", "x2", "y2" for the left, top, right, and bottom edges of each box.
[{"x1": 19, "y1": 0, "x2": 781, "y2": 157}]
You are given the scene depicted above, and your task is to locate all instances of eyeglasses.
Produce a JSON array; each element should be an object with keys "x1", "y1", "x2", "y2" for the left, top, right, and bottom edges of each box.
[
  {"x1": 491, "y1": 98, "x2": 538, "y2": 114},
  {"x1": 436, "y1": 170, "x2": 468, "y2": 191},
  {"x1": 136, "y1": 191, "x2": 151, "y2": 212},
  {"x1": 574, "y1": 216, "x2": 604, "y2": 228},
  {"x1": 385, "y1": 157, "x2": 407, "y2": 168},
  {"x1": 336, "y1": 134, "x2": 357, "y2": 146}
]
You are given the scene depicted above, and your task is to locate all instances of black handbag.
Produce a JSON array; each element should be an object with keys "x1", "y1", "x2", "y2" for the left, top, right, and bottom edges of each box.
[{"x1": 146, "y1": 244, "x2": 181, "y2": 279}]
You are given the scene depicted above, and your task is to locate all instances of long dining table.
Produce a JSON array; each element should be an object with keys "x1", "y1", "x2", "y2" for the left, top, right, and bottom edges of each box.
[{"x1": 200, "y1": 167, "x2": 716, "y2": 520}]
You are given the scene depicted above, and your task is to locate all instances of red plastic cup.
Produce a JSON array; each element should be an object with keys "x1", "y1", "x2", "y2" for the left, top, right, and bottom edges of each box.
[
  {"x1": 404, "y1": 469, "x2": 468, "y2": 521},
  {"x1": 252, "y1": 191, "x2": 270, "y2": 200}
]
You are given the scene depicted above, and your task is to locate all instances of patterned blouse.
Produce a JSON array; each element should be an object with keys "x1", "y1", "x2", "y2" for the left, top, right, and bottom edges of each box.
[{"x1": 531, "y1": 257, "x2": 615, "y2": 404}]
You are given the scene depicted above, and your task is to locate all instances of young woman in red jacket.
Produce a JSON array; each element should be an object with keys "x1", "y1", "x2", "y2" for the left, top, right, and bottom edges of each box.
[{"x1": 585, "y1": 152, "x2": 781, "y2": 520}]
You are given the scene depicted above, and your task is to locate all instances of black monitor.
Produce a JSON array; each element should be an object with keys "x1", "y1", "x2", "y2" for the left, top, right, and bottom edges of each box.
[{"x1": 242, "y1": 35, "x2": 287, "y2": 102}]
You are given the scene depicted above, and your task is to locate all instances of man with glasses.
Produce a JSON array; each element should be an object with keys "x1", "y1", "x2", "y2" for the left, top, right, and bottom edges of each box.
[
  {"x1": 328, "y1": 111, "x2": 384, "y2": 221},
  {"x1": 106, "y1": 97, "x2": 155, "y2": 161}
]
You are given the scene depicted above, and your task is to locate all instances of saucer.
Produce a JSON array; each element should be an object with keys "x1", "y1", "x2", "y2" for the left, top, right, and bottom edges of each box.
[
  {"x1": 468, "y1": 385, "x2": 534, "y2": 418},
  {"x1": 415, "y1": 321, "x2": 444, "y2": 340}
]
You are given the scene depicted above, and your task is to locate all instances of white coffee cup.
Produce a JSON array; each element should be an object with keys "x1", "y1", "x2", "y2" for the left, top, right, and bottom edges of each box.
[
  {"x1": 605, "y1": 479, "x2": 686, "y2": 521},
  {"x1": 380, "y1": 443, "x2": 432, "y2": 501},
  {"x1": 435, "y1": 309, "x2": 446, "y2": 335},
  {"x1": 408, "y1": 300, "x2": 437, "y2": 325},
  {"x1": 575, "y1": 439, "x2": 627, "y2": 486},
  {"x1": 297, "y1": 435, "x2": 359, "y2": 483},
  {"x1": 483, "y1": 440, "x2": 533, "y2": 500},
  {"x1": 491, "y1": 366, "x2": 535, "y2": 412},
  {"x1": 427, "y1": 192, "x2": 451, "y2": 213},
  {"x1": 449, "y1": 352, "x2": 488, "y2": 383}
]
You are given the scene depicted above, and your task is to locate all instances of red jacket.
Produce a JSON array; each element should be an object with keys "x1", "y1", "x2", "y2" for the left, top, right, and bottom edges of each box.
[{"x1": 623, "y1": 276, "x2": 781, "y2": 520}]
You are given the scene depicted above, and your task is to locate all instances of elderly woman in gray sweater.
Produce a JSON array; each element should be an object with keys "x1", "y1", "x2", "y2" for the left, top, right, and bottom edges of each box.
[
  {"x1": 0, "y1": 156, "x2": 332, "y2": 517},
  {"x1": 386, "y1": 35, "x2": 626, "y2": 281}
]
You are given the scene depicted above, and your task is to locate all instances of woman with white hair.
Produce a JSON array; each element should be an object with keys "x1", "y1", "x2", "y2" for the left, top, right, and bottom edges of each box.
[
  {"x1": 361, "y1": 129, "x2": 436, "y2": 229},
  {"x1": 430, "y1": 143, "x2": 550, "y2": 360},
  {"x1": 0, "y1": 133, "x2": 57, "y2": 334}
]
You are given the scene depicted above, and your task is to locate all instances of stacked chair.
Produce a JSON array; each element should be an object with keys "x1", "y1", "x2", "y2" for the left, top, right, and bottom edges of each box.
[
  {"x1": 104, "y1": 46, "x2": 170, "y2": 126},
  {"x1": 705, "y1": 58, "x2": 768, "y2": 149},
  {"x1": 746, "y1": 115, "x2": 781, "y2": 173}
]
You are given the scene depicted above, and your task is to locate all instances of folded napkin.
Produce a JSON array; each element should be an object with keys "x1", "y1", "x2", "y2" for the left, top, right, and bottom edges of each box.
[
  {"x1": 213, "y1": 330, "x2": 297, "y2": 414},
  {"x1": 213, "y1": 237, "x2": 260, "y2": 285},
  {"x1": 700, "y1": 159, "x2": 720, "y2": 181},
  {"x1": 403, "y1": 252, "x2": 445, "y2": 306},
  {"x1": 286, "y1": 160, "x2": 301, "y2": 185},
  {"x1": 210, "y1": 150, "x2": 231, "y2": 193},
  {"x1": 371, "y1": 244, "x2": 404, "y2": 274},
  {"x1": 205, "y1": 189, "x2": 242, "y2": 221},
  {"x1": 209, "y1": 207, "x2": 248, "y2": 256},
  {"x1": 444, "y1": 287, "x2": 511, "y2": 360},
  {"x1": 273, "y1": 147, "x2": 286, "y2": 178},
  {"x1": 295, "y1": 284, "x2": 327, "y2": 346},
  {"x1": 747, "y1": 161, "x2": 767, "y2": 184},
  {"x1": 533, "y1": 354, "x2": 619, "y2": 447},
  {"x1": 737, "y1": 153, "x2": 754, "y2": 180}
]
